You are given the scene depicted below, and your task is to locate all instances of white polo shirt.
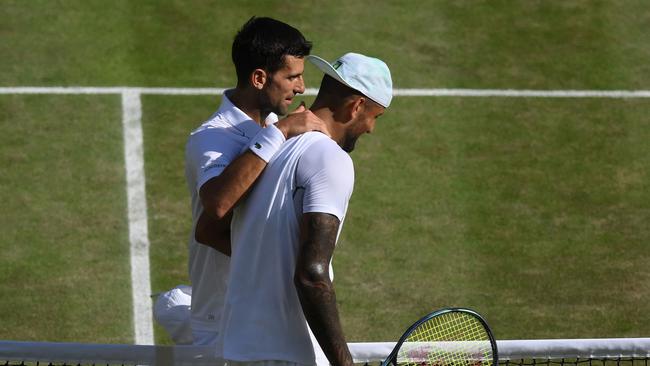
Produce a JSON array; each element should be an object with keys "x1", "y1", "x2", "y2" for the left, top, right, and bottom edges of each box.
[
  {"x1": 218, "y1": 132, "x2": 354, "y2": 365},
  {"x1": 184, "y1": 90, "x2": 277, "y2": 338}
]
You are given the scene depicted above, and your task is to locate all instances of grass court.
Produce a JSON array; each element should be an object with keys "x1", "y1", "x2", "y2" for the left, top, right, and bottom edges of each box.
[{"x1": 1, "y1": 1, "x2": 649, "y2": 345}]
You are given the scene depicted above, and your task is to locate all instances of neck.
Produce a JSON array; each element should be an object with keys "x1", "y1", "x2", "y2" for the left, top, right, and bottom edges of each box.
[
  {"x1": 228, "y1": 88, "x2": 269, "y2": 126},
  {"x1": 310, "y1": 105, "x2": 345, "y2": 147}
]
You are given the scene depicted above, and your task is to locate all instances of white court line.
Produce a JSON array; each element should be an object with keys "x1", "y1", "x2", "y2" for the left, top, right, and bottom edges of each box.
[
  {"x1": 121, "y1": 90, "x2": 154, "y2": 345},
  {"x1": 390, "y1": 88, "x2": 650, "y2": 98},
  {"x1": 2, "y1": 86, "x2": 650, "y2": 97}
]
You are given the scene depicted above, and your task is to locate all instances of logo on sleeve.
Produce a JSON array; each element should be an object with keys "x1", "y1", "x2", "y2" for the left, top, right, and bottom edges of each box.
[
  {"x1": 254, "y1": 142, "x2": 262, "y2": 149},
  {"x1": 203, "y1": 151, "x2": 223, "y2": 164}
]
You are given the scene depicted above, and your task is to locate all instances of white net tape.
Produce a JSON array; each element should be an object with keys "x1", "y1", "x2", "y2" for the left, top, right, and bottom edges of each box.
[{"x1": 0, "y1": 338, "x2": 649, "y2": 365}]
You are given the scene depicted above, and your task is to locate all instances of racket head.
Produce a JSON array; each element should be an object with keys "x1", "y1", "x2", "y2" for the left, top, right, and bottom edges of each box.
[{"x1": 382, "y1": 308, "x2": 498, "y2": 366}]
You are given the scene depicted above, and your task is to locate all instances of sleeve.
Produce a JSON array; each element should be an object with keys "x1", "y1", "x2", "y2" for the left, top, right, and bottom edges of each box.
[
  {"x1": 297, "y1": 139, "x2": 355, "y2": 221},
  {"x1": 186, "y1": 128, "x2": 242, "y2": 193}
]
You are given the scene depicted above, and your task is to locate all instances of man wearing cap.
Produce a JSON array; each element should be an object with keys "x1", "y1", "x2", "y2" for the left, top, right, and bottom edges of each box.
[{"x1": 212, "y1": 53, "x2": 392, "y2": 366}]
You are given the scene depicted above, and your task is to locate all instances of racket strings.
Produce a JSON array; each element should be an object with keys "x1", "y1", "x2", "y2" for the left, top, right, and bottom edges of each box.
[{"x1": 397, "y1": 312, "x2": 494, "y2": 366}]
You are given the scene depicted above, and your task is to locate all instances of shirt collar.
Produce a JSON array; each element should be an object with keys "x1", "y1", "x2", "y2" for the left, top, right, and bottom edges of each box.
[{"x1": 217, "y1": 89, "x2": 279, "y2": 138}]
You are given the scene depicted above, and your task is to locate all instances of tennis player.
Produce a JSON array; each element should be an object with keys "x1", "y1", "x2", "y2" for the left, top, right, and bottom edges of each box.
[
  {"x1": 214, "y1": 53, "x2": 393, "y2": 366},
  {"x1": 183, "y1": 16, "x2": 328, "y2": 347}
]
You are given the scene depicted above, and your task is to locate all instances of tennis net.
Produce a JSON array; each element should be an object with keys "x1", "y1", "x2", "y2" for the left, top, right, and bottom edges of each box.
[{"x1": 0, "y1": 338, "x2": 648, "y2": 366}]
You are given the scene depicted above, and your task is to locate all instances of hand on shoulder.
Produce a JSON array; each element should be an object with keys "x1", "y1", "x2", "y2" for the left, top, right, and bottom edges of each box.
[{"x1": 275, "y1": 102, "x2": 331, "y2": 139}]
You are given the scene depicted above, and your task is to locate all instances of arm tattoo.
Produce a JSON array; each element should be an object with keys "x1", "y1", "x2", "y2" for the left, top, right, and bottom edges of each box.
[{"x1": 295, "y1": 212, "x2": 354, "y2": 366}]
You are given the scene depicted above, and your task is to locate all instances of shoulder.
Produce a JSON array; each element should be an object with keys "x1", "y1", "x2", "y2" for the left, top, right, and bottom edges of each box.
[
  {"x1": 299, "y1": 132, "x2": 353, "y2": 167},
  {"x1": 296, "y1": 133, "x2": 354, "y2": 186},
  {"x1": 187, "y1": 114, "x2": 248, "y2": 148},
  {"x1": 187, "y1": 128, "x2": 241, "y2": 154},
  {"x1": 303, "y1": 132, "x2": 352, "y2": 162},
  {"x1": 189, "y1": 113, "x2": 234, "y2": 136},
  {"x1": 185, "y1": 122, "x2": 248, "y2": 170}
]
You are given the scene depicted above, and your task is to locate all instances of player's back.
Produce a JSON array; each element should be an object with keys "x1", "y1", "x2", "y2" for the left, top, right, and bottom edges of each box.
[{"x1": 221, "y1": 131, "x2": 354, "y2": 364}]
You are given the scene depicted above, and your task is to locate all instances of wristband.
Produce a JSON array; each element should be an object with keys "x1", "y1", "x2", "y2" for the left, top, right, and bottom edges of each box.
[{"x1": 248, "y1": 124, "x2": 286, "y2": 163}]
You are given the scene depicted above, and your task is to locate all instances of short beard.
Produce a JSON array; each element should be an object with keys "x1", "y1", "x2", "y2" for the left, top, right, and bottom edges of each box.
[
  {"x1": 342, "y1": 136, "x2": 357, "y2": 153},
  {"x1": 259, "y1": 89, "x2": 288, "y2": 117}
]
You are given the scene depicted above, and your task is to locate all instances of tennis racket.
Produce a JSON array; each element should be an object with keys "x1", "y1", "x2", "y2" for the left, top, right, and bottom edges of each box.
[{"x1": 381, "y1": 308, "x2": 498, "y2": 366}]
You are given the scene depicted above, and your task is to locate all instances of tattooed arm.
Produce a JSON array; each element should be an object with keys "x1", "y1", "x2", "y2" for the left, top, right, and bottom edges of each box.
[{"x1": 294, "y1": 212, "x2": 354, "y2": 366}]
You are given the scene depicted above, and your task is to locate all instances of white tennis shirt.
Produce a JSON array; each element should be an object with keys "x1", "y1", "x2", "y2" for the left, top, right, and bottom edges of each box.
[
  {"x1": 218, "y1": 131, "x2": 354, "y2": 364},
  {"x1": 185, "y1": 90, "x2": 277, "y2": 336}
]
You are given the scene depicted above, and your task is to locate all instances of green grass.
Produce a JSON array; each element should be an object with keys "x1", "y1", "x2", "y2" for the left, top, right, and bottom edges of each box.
[
  {"x1": 1, "y1": 0, "x2": 650, "y2": 347},
  {"x1": 0, "y1": 95, "x2": 132, "y2": 342},
  {"x1": 2, "y1": 1, "x2": 650, "y2": 88},
  {"x1": 336, "y1": 97, "x2": 650, "y2": 341}
]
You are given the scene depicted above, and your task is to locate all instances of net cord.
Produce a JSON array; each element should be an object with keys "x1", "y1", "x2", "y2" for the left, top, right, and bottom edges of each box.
[{"x1": 0, "y1": 338, "x2": 649, "y2": 365}]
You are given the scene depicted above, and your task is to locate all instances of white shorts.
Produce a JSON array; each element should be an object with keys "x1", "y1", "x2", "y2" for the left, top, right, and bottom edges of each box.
[{"x1": 189, "y1": 242, "x2": 229, "y2": 343}]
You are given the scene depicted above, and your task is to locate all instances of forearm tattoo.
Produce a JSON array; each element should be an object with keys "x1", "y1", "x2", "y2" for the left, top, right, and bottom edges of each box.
[{"x1": 295, "y1": 213, "x2": 354, "y2": 366}]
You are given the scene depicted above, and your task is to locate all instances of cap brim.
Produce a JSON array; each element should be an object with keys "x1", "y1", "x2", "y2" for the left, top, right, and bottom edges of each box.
[{"x1": 307, "y1": 55, "x2": 352, "y2": 90}]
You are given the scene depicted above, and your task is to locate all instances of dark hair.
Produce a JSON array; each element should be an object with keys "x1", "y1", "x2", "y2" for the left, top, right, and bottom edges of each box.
[
  {"x1": 315, "y1": 74, "x2": 363, "y2": 105},
  {"x1": 232, "y1": 16, "x2": 312, "y2": 84}
]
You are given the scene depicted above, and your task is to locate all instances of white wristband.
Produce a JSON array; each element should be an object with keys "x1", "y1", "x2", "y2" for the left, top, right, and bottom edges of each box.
[{"x1": 248, "y1": 124, "x2": 286, "y2": 163}]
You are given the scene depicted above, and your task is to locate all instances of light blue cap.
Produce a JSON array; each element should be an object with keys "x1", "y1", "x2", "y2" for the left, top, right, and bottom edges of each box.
[{"x1": 308, "y1": 53, "x2": 393, "y2": 108}]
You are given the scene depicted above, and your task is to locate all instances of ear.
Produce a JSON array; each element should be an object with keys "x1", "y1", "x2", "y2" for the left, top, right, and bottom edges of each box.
[
  {"x1": 348, "y1": 97, "x2": 366, "y2": 120},
  {"x1": 335, "y1": 96, "x2": 366, "y2": 124},
  {"x1": 250, "y1": 68, "x2": 267, "y2": 90}
]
